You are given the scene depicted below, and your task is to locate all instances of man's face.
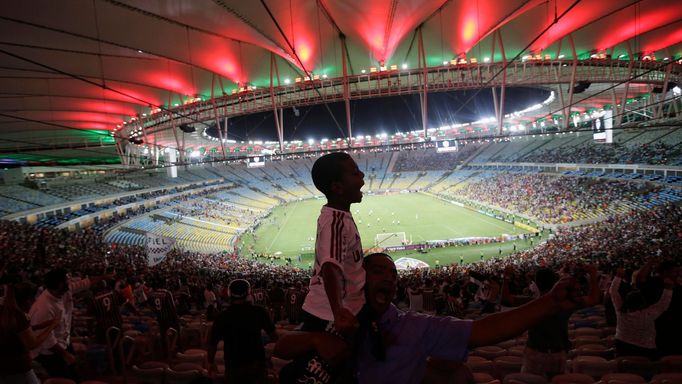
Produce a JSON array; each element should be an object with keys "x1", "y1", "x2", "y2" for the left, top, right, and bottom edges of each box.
[
  {"x1": 51, "y1": 280, "x2": 69, "y2": 298},
  {"x1": 334, "y1": 157, "x2": 365, "y2": 204},
  {"x1": 364, "y1": 255, "x2": 398, "y2": 314}
]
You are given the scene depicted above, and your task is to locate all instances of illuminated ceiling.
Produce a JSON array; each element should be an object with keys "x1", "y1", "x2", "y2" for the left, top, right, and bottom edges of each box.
[{"x1": 0, "y1": 0, "x2": 680, "y2": 164}]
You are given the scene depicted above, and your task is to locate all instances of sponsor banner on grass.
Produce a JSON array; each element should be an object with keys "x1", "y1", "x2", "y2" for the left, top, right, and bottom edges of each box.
[
  {"x1": 514, "y1": 222, "x2": 538, "y2": 232},
  {"x1": 384, "y1": 244, "x2": 424, "y2": 252}
]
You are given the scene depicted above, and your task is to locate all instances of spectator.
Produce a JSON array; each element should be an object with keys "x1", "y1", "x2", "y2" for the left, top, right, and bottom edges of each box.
[
  {"x1": 609, "y1": 268, "x2": 674, "y2": 359},
  {"x1": 204, "y1": 284, "x2": 218, "y2": 321},
  {"x1": 29, "y1": 269, "x2": 81, "y2": 380},
  {"x1": 0, "y1": 281, "x2": 60, "y2": 384},
  {"x1": 208, "y1": 279, "x2": 277, "y2": 384},
  {"x1": 275, "y1": 253, "x2": 599, "y2": 384},
  {"x1": 504, "y1": 266, "x2": 599, "y2": 378}
]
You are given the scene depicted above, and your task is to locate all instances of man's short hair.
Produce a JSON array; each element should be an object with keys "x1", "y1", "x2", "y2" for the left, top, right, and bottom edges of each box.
[
  {"x1": 363, "y1": 252, "x2": 393, "y2": 265},
  {"x1": 534, "y1": 268, "x2": 558, "y2": 292},
  {"x1": 229, "y1": 279, "x2": 250, "y2": 299},
  {"x1": 44, "y1": 269, "x2": 68, "y2": 291},
  {"x1": 311, "y1": 152, "x2": 352, "y2": 197}
]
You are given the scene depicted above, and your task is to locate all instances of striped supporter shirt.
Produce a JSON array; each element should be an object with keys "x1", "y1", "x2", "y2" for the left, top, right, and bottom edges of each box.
[{"x1": 302, "y1": 206, "x2": 365, "y2": 320}]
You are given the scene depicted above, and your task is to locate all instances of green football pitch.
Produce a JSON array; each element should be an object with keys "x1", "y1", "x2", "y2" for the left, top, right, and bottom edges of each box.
[{"x1": 239, "y1": 193, "x2": 541, "y2": 267}]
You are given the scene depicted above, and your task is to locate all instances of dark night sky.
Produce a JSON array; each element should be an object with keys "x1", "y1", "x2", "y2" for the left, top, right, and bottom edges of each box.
[{"x1": 206, "y1": 86, "x2": 550, "y2": 142}]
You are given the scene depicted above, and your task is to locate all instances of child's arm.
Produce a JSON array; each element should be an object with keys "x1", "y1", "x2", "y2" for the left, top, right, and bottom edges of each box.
[
  {"x1": 274, "y1": 331, "x2": 348, "y2": 365},
  {"x1": 321, "y1": 263, "x2": 358, "y2": 333}
]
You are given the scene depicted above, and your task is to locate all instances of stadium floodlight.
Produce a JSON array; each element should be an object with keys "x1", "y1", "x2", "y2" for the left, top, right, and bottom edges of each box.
[{"x1": 308, "y1": 138, "x2": 314, "y2": 145}]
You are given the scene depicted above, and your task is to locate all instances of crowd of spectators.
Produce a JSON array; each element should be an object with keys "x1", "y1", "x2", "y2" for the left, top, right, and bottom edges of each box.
[
  {"x1": 516, "y1": 142, "x2": 682, "y2": 165},
  {"x1": 450, "y1": 173, "x2": 650, "y2": 223},
  {"x1": 32, "y1": 181, "x2": 230, "y2": 229},
  {"x1": 393, "y1": 203, "x2": 682, "y2": 360},
  {"x1": 170, "y1": 198, "x2": 265, "y2": 228},
  {"x1": 392, "y1": 144, "x2": 480, "y2": 172},
  {"x1": 0, "y1": 168, "x2": 680, "y2": 381}
]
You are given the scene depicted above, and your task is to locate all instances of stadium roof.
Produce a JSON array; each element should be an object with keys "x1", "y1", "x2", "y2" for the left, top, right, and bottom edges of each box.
[{"x1": 0, "y1": 0, "x2": 681, "y2": 165}]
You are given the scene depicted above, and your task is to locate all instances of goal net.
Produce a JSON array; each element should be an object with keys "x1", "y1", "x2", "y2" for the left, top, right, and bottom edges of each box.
[{"x1": 375, "y1": 232, "x2": 407, "y2": 247}]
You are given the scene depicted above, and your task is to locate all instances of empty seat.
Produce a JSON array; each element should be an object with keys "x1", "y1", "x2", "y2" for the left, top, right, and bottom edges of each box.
[
  {"x1": 44, "y1": 380, "x2": 77, "y2": 384},
  {"x1": 172, "y1": 362, "x2": 207, "y2": 375},
  {"x1": 550, "y1": 373, "x2": 595, "y2": 384},
  {"x1": 503, "y1": 372, "x2": 548, "y2": 384},
  {"x1": 498, "y1": 340, "x2": 519, "y2": 349},
  {"x1": 650, "y1": 372, "x2": 682, "y2": 384},
  {"x1": 138, "y1": 361, "x2": 170, "y2": 369},
  {"x1": 423, "y1": 359, "x2": 474, "y2": 384},
  {"x1": 572, "y1": 356, "x2": 615, "y2": 379},
  {"x1": 661, "y1": 356, "x2": 682, "y2": 373},
  {"x1": 599, "y1": 372, "x2": 646, "y2": 384},
  {"x1": 573, "y1": 336, "x2": 603, "y2": 347},
  {"x1": 177, "y1": 349, "x2": 208, "y2": 368},
  {"x1": 132, "y1": 365, "x2": 165, "y2": 384},
  {"x1": 165, "y1": 367, "x2": 205, "y2": 384},
  {"x1": 575, "y1": 328, "x2": 602, "y2": 338},
  {"x1": 474, "y1": 373, "x2": 499, "y2": 384},
  {"x1": 474, "y1": 346, "x2": 508, "y2": 360},
  {"x1": 467, "y1": 358, "x2": 496, "y2": 376},
  {"x1": 507, "y1": 346, "x2": 526, "y2": 357},
  {"x1": 494, "y1": 355, "x2": 523, "y2": 379},
  {"x1": 572, "y1": 344, "x2": 613, "y2": 359},
  {"x1": 180, "y1": 326, "x2": 203, "y2": 348},
  {"x1": 613, "y1": 356, "x2": 656, "y2": 380}
]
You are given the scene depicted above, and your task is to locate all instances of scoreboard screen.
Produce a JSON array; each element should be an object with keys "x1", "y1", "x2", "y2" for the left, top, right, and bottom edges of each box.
[
  {"x1": 593, "y1": 110, "x2": 613, "y2": 144},
  {"x1": 247, "y1": 156, "x2": 265, "y2": 168},
  {"x1": 436, "y1": 139, "x2": 458, "y2": 153}
]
